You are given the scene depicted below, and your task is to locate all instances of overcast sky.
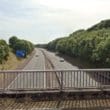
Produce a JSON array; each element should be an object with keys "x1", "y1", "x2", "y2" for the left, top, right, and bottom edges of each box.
[{"x1": 0, "y1": 0, "x2": 110, "y2": 44}]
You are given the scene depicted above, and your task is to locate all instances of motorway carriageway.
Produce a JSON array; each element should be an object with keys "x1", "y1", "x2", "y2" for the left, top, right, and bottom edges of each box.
[{"x1": 7, "y1": 48, "x2": 98, "y2": 90}]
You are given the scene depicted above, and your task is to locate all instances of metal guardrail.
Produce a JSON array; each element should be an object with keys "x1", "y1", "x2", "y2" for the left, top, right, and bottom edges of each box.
[{"x1": 0, "y1": 69, "x2": 109, "y2": 93}]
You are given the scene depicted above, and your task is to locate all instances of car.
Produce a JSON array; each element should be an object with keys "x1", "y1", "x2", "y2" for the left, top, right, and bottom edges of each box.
[
  {"x1": 60, "y1": 58, "x2": 64, "y2": 62},
  {"x1": 55, "y1": 52, "x2": 59, "y2": 56},
  {"x1": 36, "y1": 55, "x2": 39, "y2": 57}
]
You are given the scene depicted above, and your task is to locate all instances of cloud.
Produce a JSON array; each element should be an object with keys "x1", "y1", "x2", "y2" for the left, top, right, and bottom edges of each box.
[{"x1": 0, "y1": 0, "x2": 110, "y2": 43}]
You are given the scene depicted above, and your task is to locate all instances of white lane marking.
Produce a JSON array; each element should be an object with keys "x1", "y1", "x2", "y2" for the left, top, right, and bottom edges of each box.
[
  {"x1": 40, "y1": 49, "x2": 46, "y2": 88},
  {"x1": 43, "y1": 51, "x2": 46, "y2": 89}
]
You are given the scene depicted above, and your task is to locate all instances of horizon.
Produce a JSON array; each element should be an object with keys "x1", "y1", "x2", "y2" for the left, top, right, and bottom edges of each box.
[{"x1": 0, "y1": 0, "x2": 110, "y2": 44}]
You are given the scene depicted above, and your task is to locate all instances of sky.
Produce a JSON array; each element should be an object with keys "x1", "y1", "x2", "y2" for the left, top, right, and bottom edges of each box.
[{"x1": 0, "y1": 0, "x2": 110, "y2": 44}]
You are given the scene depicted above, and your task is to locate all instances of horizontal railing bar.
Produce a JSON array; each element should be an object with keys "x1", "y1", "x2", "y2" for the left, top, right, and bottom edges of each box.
[
  {"x1": 0, "y1": 69, "x2": 109, "y2": 94},
  {"x1": 0, "y1": 69, "x2": 110, "y2": 73},
  {"x1": 6, "y1": 88, "x2": 60, "y2": 91}
]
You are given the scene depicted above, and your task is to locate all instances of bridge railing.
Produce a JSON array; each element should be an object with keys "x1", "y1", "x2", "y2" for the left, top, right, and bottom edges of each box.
[{"x1": 0, "y1": 69, "x2": 109, "y2": 93}]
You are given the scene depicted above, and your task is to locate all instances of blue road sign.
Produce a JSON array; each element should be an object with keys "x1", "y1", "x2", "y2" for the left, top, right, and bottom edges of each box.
[{"x1": 16, "y1": 50, "x2": 26, "y2": 58}]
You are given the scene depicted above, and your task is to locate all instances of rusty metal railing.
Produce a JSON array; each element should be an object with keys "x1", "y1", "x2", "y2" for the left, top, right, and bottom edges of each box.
[{"x1": 0, "y1": 69, "x2": 109, "y2": 93}]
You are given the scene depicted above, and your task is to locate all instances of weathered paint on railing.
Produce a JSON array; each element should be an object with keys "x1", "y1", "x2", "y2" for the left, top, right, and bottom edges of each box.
[{"x1": 0, "y1": 69, "x2": 109, "y2": 94}]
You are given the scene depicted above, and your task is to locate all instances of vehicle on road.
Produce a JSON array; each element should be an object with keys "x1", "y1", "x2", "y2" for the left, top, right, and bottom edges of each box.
[
  {"x1": 60, "y1": 58, "x2": 64, "y2": 62},
  {"x1": 55, "y1": 52, "x2": 59, "y2": 56},
  {"x1": 36, "y1": 55, "x2": 39, "y2": 57}
]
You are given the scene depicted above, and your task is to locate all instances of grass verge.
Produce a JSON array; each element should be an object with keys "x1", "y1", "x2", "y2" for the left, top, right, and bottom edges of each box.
[{"x1": 0, "y1": 52, "x2": 27, "y2": 70}]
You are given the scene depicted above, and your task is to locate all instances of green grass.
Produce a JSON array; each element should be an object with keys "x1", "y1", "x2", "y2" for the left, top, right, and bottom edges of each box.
[{"x1": 0, "y1": 52, "x2": 27, "y2": 70}]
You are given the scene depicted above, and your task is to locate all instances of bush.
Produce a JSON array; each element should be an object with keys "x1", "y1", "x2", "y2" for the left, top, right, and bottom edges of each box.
[
  {"x1": 46, "y1": 19, "x2": 110, "y2": 67},
  {"x1": 9, "y1": 36, "x2": 34, "y2": 57},
  {"x1": 0, "y1": 40, "x2": 9, "y2": 64}
]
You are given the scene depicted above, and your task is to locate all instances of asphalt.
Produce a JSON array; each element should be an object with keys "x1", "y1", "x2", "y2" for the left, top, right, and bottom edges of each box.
[
  {"x1": 7, "y1": 48, "x2": 46, "y2": 90},
  {"x1": 7, "y1": 48, "x2": 99, "y2": 90},
  {"x1": 40, "y1": 49, "x2": 99, "y2": 88}
]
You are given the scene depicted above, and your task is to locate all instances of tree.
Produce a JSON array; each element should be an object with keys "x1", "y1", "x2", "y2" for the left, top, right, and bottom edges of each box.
[
  {"x1": 0, "y1": 40, "x2": 9, "y2": 64},
  {"x1": 46, "y1": 19, "x2": 110, "y2": 67},
  {"x1": 9, "y1": 36, "x2": 34, "y2": 57}
]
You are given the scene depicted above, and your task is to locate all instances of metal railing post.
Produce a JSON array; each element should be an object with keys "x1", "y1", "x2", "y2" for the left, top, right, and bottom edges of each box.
[
  {"x1": 3, "y1": 72, "x2": 5, "y2": 93},
  {"x1": 60, "y1": 71, "x2": 63, "y2": 92}
]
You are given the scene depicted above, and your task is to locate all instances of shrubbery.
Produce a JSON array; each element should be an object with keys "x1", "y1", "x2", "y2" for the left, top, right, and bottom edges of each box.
[
  {"x1": 0, "y1": 40, "x2": 9, "y2": 64},
  {"x1": 0, "y1": 36, "x2": 34, "y2": 64},
  {"x1": 9, "y1": 36, "x2": 34, "y2": 57},
  {"x1": 47, "y1": 20, "x2": 110, "y2": 67}
]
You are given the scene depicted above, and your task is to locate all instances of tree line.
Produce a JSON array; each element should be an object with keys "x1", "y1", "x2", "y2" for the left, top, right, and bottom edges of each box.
[
  {"x1": 46, "y1": 20, "x2": 110, "y2": 67},
  {"x1": 9, "y1": 36, "x2": 34, "y2": 56},
  {"x1": 0, "y1": 36, "x2": 34, "y2": 64},
  {"x1": 0, "y1": 40, "x2": 9, "y2": 64}
]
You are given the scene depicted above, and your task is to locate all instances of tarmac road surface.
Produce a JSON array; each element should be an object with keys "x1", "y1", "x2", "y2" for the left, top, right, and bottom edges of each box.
[
  {"x1": 7, "y1": 48, "x2": 46, "y2": 90},
  {"x1": 40, "y1": 49, "x2": 99, "y2": 89},
  {"x1": 7, "y1": 48, "x2": 99, "y2": 90}
]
